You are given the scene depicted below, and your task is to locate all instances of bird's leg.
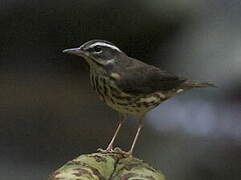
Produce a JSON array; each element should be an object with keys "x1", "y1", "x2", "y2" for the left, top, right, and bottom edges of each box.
[
  {"x1": 114, "y1": 115, "x2": 144, "y2": 156},
  {"x1": 98, "y1": 113, "x2": 125, "y2": 153},
  {"x1": 106, "y1": 114, "x2": 125, "y2": 150},
  {"x1": 128, "y1": 116, "x2": 144, "y2": 155}
]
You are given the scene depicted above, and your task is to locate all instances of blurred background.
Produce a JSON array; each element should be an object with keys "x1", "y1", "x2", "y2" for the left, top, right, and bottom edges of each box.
[{"x1": 1, "y1": 0, "x2": 241, "y2": 179}]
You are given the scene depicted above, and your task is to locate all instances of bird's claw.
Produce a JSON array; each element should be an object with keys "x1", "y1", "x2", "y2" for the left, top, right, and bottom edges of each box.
[
  {"x1": 97, "y1": 147, "x2": 132, "y2": 157},
  {"x1": 97, "y1": 148, "x2": 113, "y2": 153},
  {"x1": 113, "y1": 147, "x2": 132, "y2": 157}
]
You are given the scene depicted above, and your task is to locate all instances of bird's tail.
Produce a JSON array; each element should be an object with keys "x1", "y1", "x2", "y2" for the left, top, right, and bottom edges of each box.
[{"x1": 182, "y1": 80, "x2": 216, "y2": 89}]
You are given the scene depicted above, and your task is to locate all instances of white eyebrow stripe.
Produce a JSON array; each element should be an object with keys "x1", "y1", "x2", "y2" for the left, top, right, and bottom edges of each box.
[{"x1": 89, "y1": 42, "x2": 121, "y2": 52}]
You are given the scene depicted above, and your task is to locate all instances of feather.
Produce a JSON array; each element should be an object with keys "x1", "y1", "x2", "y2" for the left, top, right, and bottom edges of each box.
[{"x1": 112, "y1": 56, "x2": 185, "y2": 95}]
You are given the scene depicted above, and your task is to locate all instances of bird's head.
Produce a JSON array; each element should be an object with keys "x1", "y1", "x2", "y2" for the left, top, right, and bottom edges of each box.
[{"x1": 63, "y1": 40, "x2": 124, "y2": 68}]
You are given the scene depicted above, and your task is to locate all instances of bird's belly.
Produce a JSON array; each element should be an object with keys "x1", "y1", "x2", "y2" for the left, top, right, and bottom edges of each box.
[
  {"x1": 90, "y1": 72, "x2": 166, "y2": 115},
  {"x1": 105, "y1": 94, "x2": 163, "y2": 116},
  {"x1": 91, "y1": 74, "x2": 164, "y2": 115}
]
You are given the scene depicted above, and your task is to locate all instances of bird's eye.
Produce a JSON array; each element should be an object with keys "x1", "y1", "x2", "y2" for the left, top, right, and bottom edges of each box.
[{"x1": 93, "y1": 46, "x2": 102, "y2": 53}]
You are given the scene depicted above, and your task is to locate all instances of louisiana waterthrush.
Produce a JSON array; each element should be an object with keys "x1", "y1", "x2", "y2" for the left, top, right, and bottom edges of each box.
[{"x1": 63, "y1": 40, "x2": 215, "y2": 156}]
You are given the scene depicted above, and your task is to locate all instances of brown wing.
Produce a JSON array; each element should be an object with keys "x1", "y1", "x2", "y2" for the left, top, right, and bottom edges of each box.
[{"x1": 114, "y1": 58, "x2": 185, "y2": 95}]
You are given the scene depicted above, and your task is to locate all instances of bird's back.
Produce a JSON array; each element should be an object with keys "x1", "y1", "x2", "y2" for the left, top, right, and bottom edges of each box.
[{"x1": 112, "y1": 56, "x2": 186, "y2": 95}]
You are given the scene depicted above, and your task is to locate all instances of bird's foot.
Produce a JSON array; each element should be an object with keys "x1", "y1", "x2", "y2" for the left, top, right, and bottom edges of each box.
[
  {"x1": 97, "y1": 145, "x2": 114, "y2": 153},
  {"x1": 113, "y1": 147, "x2": 132, "y2": 157},
  {"x1": 97, "y1": 147, "x2": 132, "y2": 157}
]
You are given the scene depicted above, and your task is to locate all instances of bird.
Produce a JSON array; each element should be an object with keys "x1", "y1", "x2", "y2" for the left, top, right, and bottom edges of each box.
[{"x1": 63, "y1": 39, "x2": 215, "y2": 156}]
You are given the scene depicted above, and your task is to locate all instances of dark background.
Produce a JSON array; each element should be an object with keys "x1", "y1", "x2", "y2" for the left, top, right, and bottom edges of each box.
[{"x1": 1, "y1": 0, "x2": 241, "y2": 179}]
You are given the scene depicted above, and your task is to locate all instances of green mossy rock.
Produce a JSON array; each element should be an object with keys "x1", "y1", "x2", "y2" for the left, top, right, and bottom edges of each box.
[{"x1": 49, "y1": 152, "x2": 165, "y2": 180}]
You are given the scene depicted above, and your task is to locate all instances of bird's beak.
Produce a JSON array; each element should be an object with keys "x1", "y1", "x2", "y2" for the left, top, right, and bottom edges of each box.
[{"x1": 62, "y1": 47, "x2": 87, "y2": 57}]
